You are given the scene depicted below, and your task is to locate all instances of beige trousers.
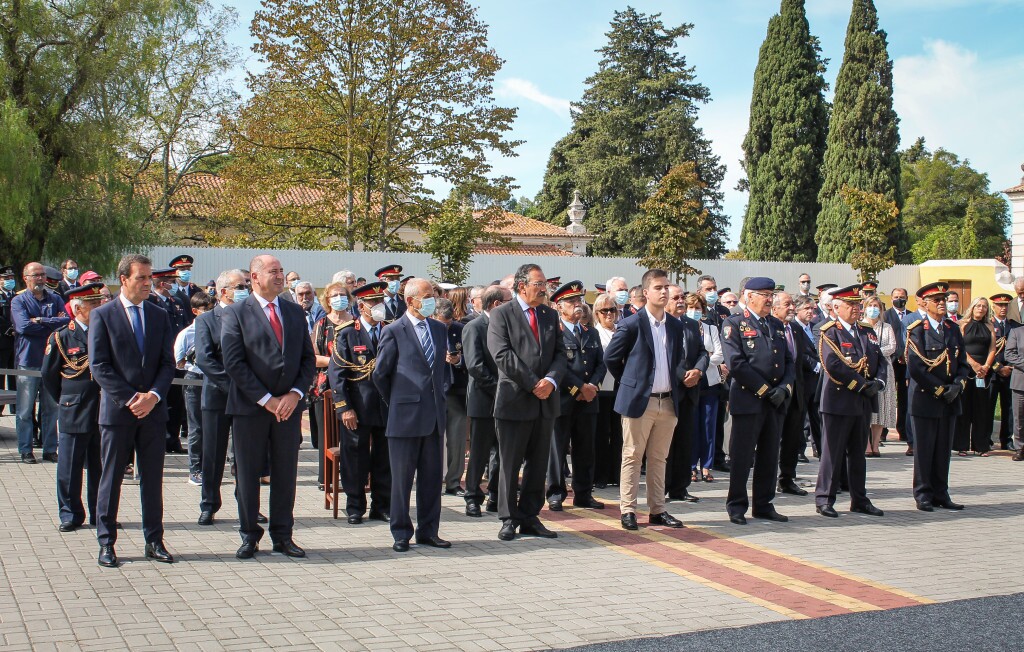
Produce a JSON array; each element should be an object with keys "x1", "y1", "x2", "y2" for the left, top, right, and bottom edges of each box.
[{"x1": 619, "y1": 396, "x2": 678, "y2": 515}]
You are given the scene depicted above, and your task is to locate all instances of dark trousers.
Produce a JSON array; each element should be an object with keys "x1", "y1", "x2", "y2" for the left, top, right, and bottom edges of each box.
[
  {"x1": 805, "y1": 398, "x2": 823, "y2": 454},
  {"x1": 593, "y1": 392, "x2": 622, "y2": 485},
  {"x1": 546, "y1": 410, "x2": 597, "y2": 502},
  {"x1": 1014, "y1": 390, "x2": 1024, "y2": 450},
  {"x1": 183, "y1": 373, "x2": 203, "y2": 474},
  {"x1": 495, "y1": 416, "x2": 553, "y2": 524},
  {"x1": 779, "y1": 398, "x2": 808, "y2": 482},
  {"x1": 726, "y1": 409, "x2": 782, "y2": 517},
  {"x1": 340, "y1": 423, "x2": 390, "y2": 517},
  {"x1": 954, "y1": 381, "x2": 991, "y2": 453},
  {"x1": 96, "y1": 419, "x2": 166, "y2": 546},
  {"x1": 388, "y1": 430, "x2": 443, "y2": 542},
  {"x1": 664, "y1": 400, "x2": 696, "y2": 496},
  {"x1": 465, "y1": 416, "x2": 499, "y2": 504},
  {"x1": 692, "y1": 393, "x2": 719, "y2": 471},
  {"x1": 912, "y1": 415, "x2": 954, "y2": 505},
  {"x1": 232, "y1": 410, "x2": 301, "y2": 544},
  {"x1": 165, "y1": 377, "x2": 185, "y2": 447},
  {"x1": 57, "y1": 429, "x2": 100, "y2": 526},
  {"x1": 444, "y1": 393, "x2": 468, "y2": 492},
  {"x1": 893, "y1": 361, "x2": 908, "y2": 438},
  {"x1": 815, "y1": 413, "x2": 869, "y2": 508},
  {"x1": 200, "y1": 409, "x2": 232, "y2": 514},
  {"x1": 989, "y1": 377, "x2": 1013, "y2": 447},
  {"x1": 714, "y1": 389, "x2": 729, "y2": 466}
]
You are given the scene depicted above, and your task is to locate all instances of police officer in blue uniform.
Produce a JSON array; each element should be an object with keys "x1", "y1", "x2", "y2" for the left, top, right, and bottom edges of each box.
[
  {"x1": 169, "y1": 255, "x2": 201, "y2": 325},
  {"x1": 150, "y1": 268, "x2": 189, "y2": 454},
  {"x1": 721, "y1": 277, "x2": 795, "y2": 524},
  {"x1": 41, "y1": 283, "x2": 105, "y2": 532},
  {"x1": 545, "y1": 281, "x2": 607, "y2": 511},
  {"x1": 376, "y1": 265, "x2": 406, "y2": 322},
  {"x1": 328, "y1": 282, "x2": 391, "y2": 524},
  {"x1": 813, "y1": 284, "x2": 887, "y2": 518},
  {"x1": 905, "y1": 282, "x2": 970, "y2": 511}
]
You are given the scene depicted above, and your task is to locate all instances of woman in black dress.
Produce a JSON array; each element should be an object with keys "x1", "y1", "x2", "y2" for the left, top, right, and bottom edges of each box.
[{"x1": 954, "y1": 298, "x2": 996, "y2": 455}]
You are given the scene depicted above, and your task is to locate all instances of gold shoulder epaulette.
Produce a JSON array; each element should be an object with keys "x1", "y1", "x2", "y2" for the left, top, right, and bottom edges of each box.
[
  {"x1": 820, "y1": 321, "x2": 835, "y2": 332},
  {"x1": 337, "y1": 320, "x2": 354, "y2": 330},
  {"x1": 907, "y1": 319, "x2": 922, "y2": 331}
]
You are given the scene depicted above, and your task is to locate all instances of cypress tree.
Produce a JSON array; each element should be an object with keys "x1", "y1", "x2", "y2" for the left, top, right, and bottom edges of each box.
[
  {"x1": 739, "y1": 0, "x2": 829, "y2": 262},
  {"x1": 815, "y1": 0, "x2": 905, "y2": 263}
]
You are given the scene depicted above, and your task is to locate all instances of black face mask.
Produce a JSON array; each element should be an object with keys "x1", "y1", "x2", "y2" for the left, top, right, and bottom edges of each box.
[{"x1": 892, "y1": 298, "x2": 907, "y2": 310}]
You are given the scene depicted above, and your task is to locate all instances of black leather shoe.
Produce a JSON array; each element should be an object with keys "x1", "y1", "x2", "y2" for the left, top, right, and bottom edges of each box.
[
  {"x1": 572, "y1": 497, "x2": 605, "y2": 509},
  {"x1": 1013, "y1": 451, "x2": 1024, "y2": 462},
  {"x1": 21, "y1": 453, "x2": 37, "y2": 464},
  {"x1": 729, "y1": 514, "x2": 747, "y2": 525},
  {"x1": 752, "y1": 509, "x2": 789, "y2": 522},
  {"x1": 649, "y1": 512, "x2": 684, "y2": 528},
  {"x1": 520, "y1": 521, "x2": 557, "y2": 538},
  {"x1": 778, "y1": 480, "x2": 808, "y2": 496},
  {"x1": 415, "y1": 535, "x2": 452, "y2": 548},
  {"x1": 668, "y1": 491, "x2": 701, "y2": 503},
  {"x1": 98, "y1": 545, "x2": 118, "y2": 567},
  {"x1": 916, "y1": 502, "x2": 934, "y2": 512},
  {"x1": 445, "y1": 487, "x2": 467, "y2": 497},
  {"x1": 547, "y1": 500, "x2": 563, "y2": 512},
  {"x1": 393, "y1": 539, "x2": 410, "y2": 552},
  {"x1": 368, "y1": 510, "x2": 390, "y2": 522},
  {"x1": 236, "y1": 541, "x2": 258, "y2": 559},
  {"x1": 256, "y1": 513, "x2": 268, "y2": 524},
  {"x1": 166, "y1": 443, "x2": 186, "y2": 455},
  {"x1": 347, "y1": 515, "x2": 363, "y2": 525},
  {"x1": 498, "y1": 521, "x2": 517, "y2": 541},
  {"x1": 797, "y1": 453, "x2": 810, "y2": 463},
  {"x1": 485, "y1": 499, "x2": 498, "y2": 513},
  {"x1": 465, "y1": 502, "x2": 482, "y2": 517},
  {"x1": 816, "y1": 505, "x2": 839, "y2": 518},
  {"x1": 850, "y1": 503, "x2": 884, "y2": 516},
  {"x1": 197, "y1": 511, "x2": 214, "y2": 526},
  {"x1": 935, "y1": 500, "x2": 964, "y2": 510},
  {"x1": 272, "y1": 540, "x2": 306, "y2": 557},
  {"x1": 42, "y1": 452, "x2": 58, "y2": 463},
  {"x1": 145, "y1": 541, "x2": 174, "y2": 563},
  {"x1": 621, "y1": 513, "x2": 638, "y2": 530},
  {"x1": 58, "y1": 521, "x2": 79, "y2": 533}
]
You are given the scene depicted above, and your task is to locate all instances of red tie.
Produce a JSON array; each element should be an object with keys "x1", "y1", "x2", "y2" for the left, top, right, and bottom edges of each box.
[
  {"x1": 267, "y1": 302, "x2": 284, "y2": 347},
  {"x1": 527, "y1": 307, "x2": 540, "y2": 342}
]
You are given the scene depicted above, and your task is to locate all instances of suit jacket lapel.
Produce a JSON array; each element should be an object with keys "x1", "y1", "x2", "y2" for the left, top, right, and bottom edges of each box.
[
  {"x1": 637, "y1": 308, "x2": 654, "y2": 353},
  {"x1": 247, "y1": 295, "x2": 279, "y2": 350}
]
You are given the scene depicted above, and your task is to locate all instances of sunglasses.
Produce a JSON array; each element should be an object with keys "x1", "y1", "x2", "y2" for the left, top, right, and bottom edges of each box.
[{"x1": 596, "y1": 308, "x2": 617, "y2": 315}]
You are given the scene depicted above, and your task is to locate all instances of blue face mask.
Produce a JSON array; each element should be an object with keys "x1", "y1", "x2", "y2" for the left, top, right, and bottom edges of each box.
[
  {"x1": 178, "y1": 270, "x2": 192, "y2": 283},
  {"x1": 65, "y1": 268, "x2": 79, "y2": 281},
  {"x1": 417, "y1": 297, "x2": 436, "y2": 318},
  {"x1": 685, "y1": 309, "x2": 703, "y2": 321},
  {"x1": 387, "y1": 280, "x2": 400, "y2": 294},
  {"x1": 330, "y1": 295, "x2": 350, "y2": 312},
  {"x1": 207, "y1": 287, "x2": 216, "y2": 297},
  {"x1": 233, "y1": 288, "x2": 250, "y2": 302},
  {"x1": 2, "y1": 279, "x2": 14, "y2": 291},
  {"x1": 290, "y1": 279, "x2": 300, "y2": 290},
  {"x1": 614, "y1": 290, "x2": 629, "y2": 306},
  {"x1": 865, "y1": 306, "x2": 881, "y2": 320},
  {"x1": 705, "y1": 291, "x2": 718, "y2": 305}
]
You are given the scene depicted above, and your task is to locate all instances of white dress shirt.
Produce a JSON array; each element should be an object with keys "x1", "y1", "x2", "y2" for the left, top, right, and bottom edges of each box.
[
  {"x1": 648, "y1": 310, "x2": 671, "y2": 394},
  {"x1": 252, "y1": 293, "x2": 303, "y2": 405}
]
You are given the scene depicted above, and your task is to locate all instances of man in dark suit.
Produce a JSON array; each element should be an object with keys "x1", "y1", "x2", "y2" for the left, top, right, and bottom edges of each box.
[
  {"x1": 328, "y1": 281, "x2": 391, "y2": 525},
  {"x1": 1002, "y1": 322, "x2": 1024, "y2": 459},
  {"x1": 194, "y1": 269, "x2": 247, "y2": 526},
  {"x1": 721, "y1": 277, "x2": 795, "y2": 525},
  {"x1": 813, "y1": 285, "x2": 887, "y2": 518},
  {"x1": 545, "y1": 280, "x2": 607, "y2": 511},
  {"x1": 220, "y1": 255, "x2": 316, "y2": 560},
  {"x1": 42, "y1": 283, "x2": 104, "y2": 532},
  {"x1": 810, "y1": 284, "x2": 837, "y2": 326},
  {"x1": 988, "y1": 294, "x2": 1019, "y2": 450},
  {"x1": 605, "y1": 269, "x2": 708, "y2": 531},
  {"x1": 150, "y1": 267, "x2": 190, "y2": 455},
  {"x1": 885, "y1": 288, "x2": 911, "y2": 441},
  {"x1": 0, "y1": 265, "x2": 17, "y2": 417},
  {"x1": 56, "y1": 259, "x2": 81, "y2": 302},
  {"x1": 945, "y1": 290, "x2": 962, "y2": 323},
  {"x1": 462, "y1": 285, "x2": 510, "y2": 517},
  {"x1": 377, "y1": 264, "x2": 407, "y2": 322},
  {"x1": 372, "y1": 278, "x2": 451, "y2": 552},
  {"x1": 663, "y1": 284, "x2": 707, "y2": 503},
  {"x1": 432, "y1": 298, "x2": 469, "y2": 495},
  {"x1": 775, "y1": 293, "x2": 815, "y2": 496},
  {"x1": 487, "y1": 264, "x2": 567, "y2": 541},
  {"x1": 88, "y1": 254, "x2": 176, "y2": 567},
  {"x1": 905, "y1": 282, "x2": 970, "y2": 511}
]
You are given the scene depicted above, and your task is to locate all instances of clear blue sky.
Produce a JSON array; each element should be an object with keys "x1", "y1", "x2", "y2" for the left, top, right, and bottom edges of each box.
[{"x1": 219, "y1": 0, "x2": 1024, "y2": 248}]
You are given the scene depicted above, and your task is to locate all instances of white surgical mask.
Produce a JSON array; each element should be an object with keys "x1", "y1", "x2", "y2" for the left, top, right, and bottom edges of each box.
[
  {"x1": 614, "y1": 290, "x2": 628, "y2": 306},
  {"x1": 417, "y1": 297, "x2": 436, "y2": 318},
  {"x1": 685, "y1": 309, "x2": 702, "y2": 321},
  {"x1": 233, "y1": 288, "x2": 250, "y2": 302},
  {"x1": 946, "y1": 301, "x2": 959, "y2": 313},
  {"x1": 370, "y1": 303, "x2": 387, "y2": 322}
]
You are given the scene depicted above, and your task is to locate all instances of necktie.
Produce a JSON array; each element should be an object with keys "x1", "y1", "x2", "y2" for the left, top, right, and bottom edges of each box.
[
  {"x1": 371, "y1": 325, "x2": 379, "y2": 350},
  {"x1": 417, "y1": 320, "x2": 435, "y2": 365},
  {"x1": 267, "y1": 302, "x2": 284, "y2": 347},
  {"x1": 527, "y1": 307, "x2": 540, "y2": 342},
  {"x1": 785, "y1": 323, "x2": 795, "y2": 357},
  {"x1": 573, "y1": 323, "x2": 581, "y2": 340},
  {"x1": 129, "y1": 305, "x2": 145, "y2": 355},
  {"x1": 306, "y1": 311, "x2": 314, "y2": 333}
]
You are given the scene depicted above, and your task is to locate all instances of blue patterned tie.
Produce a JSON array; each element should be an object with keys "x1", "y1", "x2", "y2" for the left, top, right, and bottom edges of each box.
[
  {"x1": 417, "y1": 321, "x2": 435, "y2": 366},
  {"x1": 129, "y1": 305, "x2": 145, "y2": 354}
]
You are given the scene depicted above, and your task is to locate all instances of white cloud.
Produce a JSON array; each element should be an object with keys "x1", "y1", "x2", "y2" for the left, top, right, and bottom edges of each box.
[
  {"x1": 496, "y1": 78, "x2": 572, "y2": 120},
  {"x1": 893, "y1": 39, "x2": 1024, "y2": 193}
]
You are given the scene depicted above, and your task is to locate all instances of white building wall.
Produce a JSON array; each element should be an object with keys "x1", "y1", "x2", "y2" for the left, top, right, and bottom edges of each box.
[{"x1": 1009, "y1": 190, "x2": 1024, "y2": 275}]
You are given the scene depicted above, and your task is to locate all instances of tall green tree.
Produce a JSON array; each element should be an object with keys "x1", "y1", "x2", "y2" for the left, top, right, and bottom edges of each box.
[
  {"x1": 534, "y1": 7, "x2": 727, "y2": 258},
  {"x1": 738, "y1": 0, "x2": 828, "y2": 262},
  {"x1": 815, "y1": 0, "x2": 905, "y2": 263},
  {"x1": 634, "y1": 162, "x2": 709, "y2": 281},
  {"x1": 841, "y1": 185, "x2": 897, "y2": 282}
]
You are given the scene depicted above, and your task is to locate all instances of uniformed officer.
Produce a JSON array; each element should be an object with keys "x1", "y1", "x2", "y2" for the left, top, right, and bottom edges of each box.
[
  {"x1": 376, "y1": 265, "x2": 406, "y2": 322},
  {"x1": 150, "y1": 268, "x2": 189, "y2": 455},
  {"x1": 0, "y1": 265, "x2": 16, "y2": 416},
  {"x1": 860, "y1": 279, "x2": 879, "y2": 298},
  {"x1": 327, "y1": 281, "x2": 391, "y2": 524},
  {"x1": 545, "y1": 281, "x2": 606, "y2": 511},
  {"x1": 721, "y1": 277, "x2": 795, "y2": 524},
  {"x1": 41, "y1": 283, "x2": 105, "y2": 532},
  {"x1": 905, "y1": 282, "x2": 970, "y2": 511},
  {"x1": 813, "y1": 284, "x2": 887, "y2": 518},
  {"x1": 988, "y1": 293, "x2": 1019, "y2": 450},
  {"x1": 169, "y1": 255, "x2": 201, "y2": 324}
]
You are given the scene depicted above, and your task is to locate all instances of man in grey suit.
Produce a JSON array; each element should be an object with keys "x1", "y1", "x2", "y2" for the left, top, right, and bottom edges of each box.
[
  {"x1": 487, "y1": 264, "x2": 567, "y2": 542},
  {"x1": 1002, "y1": 323, "x2": 1024, "y2": 459},
  {"x1": 1007, "y1": 278, "x2": 1024, "y2": 324},
  {"x1": 372, "y1": 278, "x2": 451, "y2": 552}
]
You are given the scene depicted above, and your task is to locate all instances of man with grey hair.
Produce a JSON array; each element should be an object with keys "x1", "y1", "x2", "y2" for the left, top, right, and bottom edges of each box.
[
  {"x1": 431, "y1": 298, "x2": 470, "y2": 496},
  {"x1": 468, "y1": 285, "x2": 486, "y2": 318},
  {"x1": 1009, "y1": 277, "x2": 1024, "y2": 323}
]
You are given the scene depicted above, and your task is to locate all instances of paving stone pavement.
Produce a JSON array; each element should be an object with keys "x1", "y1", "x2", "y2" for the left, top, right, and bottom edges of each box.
[{"x1": 2, "y1": 415, "x2": 1023, "y2": 651}]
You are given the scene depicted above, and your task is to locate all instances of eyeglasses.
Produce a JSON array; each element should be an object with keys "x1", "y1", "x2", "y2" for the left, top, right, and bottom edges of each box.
[
  {"x1": 230, "y1": 284, "x2": 249, "y2": 291},
  {"x1": 750, "y1": 291, "x2": 773, "y2": 299},
  {"x1": 596, "y1": 308, "x2": 617, "y2": 315},
  {"x1": 525, "y1": 281, "x2": 546, "y2": 288},
  {"x1": 722, "y1": 300, "x2": 738, "y2": 306}
]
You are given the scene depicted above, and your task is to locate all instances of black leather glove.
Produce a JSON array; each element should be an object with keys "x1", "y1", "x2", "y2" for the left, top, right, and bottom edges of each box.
[
  {"x1": 861, "y1": 380, "x2": 880, "y2": 398},
  {"x1": 943, "y1": 383, "x2": 962, "y2": 403},
  {"x1": 766, "y1": 386, "x2": 787, "y2": 407}
]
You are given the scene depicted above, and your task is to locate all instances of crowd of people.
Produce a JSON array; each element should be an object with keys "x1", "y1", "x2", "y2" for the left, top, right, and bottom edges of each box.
[{"x1": 1, "y1": 254, "x2": 1018, "y2": 565}]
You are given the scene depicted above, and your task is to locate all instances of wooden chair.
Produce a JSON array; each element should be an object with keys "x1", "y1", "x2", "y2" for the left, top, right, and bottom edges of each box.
[{"x1": 322, "y1": 391, "x2": 342, "y2": 518}]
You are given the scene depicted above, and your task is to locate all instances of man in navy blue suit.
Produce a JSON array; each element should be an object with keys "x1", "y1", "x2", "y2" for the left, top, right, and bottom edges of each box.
[
  {"x1": 605, "y1": 269, "x2": 708, "y2": 531},
  {"x1": 221, "y1": 255, "x2": 316, "y2": 560},
  {"x1": 88, "y1": 254, "x2": 176, "y2": 567},
  {"x1": 372, "y1": 277, "x2": 451, "y2": 552}
]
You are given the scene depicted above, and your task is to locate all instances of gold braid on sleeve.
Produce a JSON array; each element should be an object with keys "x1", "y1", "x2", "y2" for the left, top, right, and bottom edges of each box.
[
  {"x1": 330, "y1": 336, "x2": 375, "y2": 382},
  {"x1": 905, "y1": 332, "x2": 951, "y2": 375},
  {"x1": 54, "y1": 335, "x2": 90, "y2": 380},
  {"x1": 818, "y1": 331, "x2": 868, "y2": 387}
]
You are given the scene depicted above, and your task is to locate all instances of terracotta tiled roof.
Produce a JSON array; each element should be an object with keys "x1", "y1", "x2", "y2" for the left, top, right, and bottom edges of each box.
[
  {"x1": 1005, "y1": 181, "x2": 1024, "y2": 194},
  {"x1": 472, "y1": 243, "x2": 578, "y2": 257},
  {"x1": 476, "y1": 210, "x2": 589, "y2": 239}
]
